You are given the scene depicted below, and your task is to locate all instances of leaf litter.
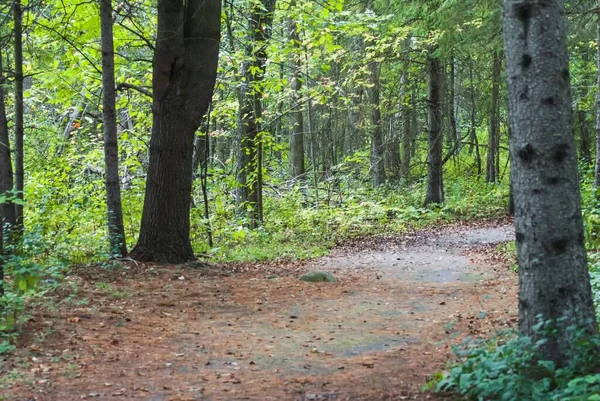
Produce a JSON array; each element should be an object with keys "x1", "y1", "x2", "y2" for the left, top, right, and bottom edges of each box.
[{"x1": 1, "y1": 220, "x2": 517, "y2": 401}]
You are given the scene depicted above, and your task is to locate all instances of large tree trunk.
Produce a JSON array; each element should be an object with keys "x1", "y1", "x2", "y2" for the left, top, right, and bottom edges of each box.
[
  {"x1": 486, "y1": 51, "x2": 501, "y2": 183},
  {"x1": 235, "y1": 0, "x2": 276, "y2": 227},
  {"x1": 367, "y1": 61, "x2": 386, "y2": 187},
  {"x1": 131, "y1": 0, "x2": 221, "y2": 263},
  {"x1": 0, "y1": 47, "x2": 15, "y2": 229},
  {"x1": 424, "y1": 50, "x2": 444, "y2": 205},
  {"x1": 14, "y1": 0, "x2": 24, "y2": 229},
  {"x1": 288, "y1": 17, "x2": 305, "y2": 179},
  {"x1": 504, "y1": 0, "x2": 599, "y2": 365},
  {"x1": 100, "y1": 0, "x2": 127, "y2": 257}
]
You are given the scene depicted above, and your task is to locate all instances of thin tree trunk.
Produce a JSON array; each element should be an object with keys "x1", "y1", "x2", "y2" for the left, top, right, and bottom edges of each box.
[
  {"x1": 0, "y1": 47, "x2": 15, "y2": 229},
  {"x1": 486, "y1": 51, "x2": 501, "y2": 183},
  {"x1": 448, "y1": 55, "x2": 458, "y2": 151},
  {"x1": 425, "y1": 49, "x2": 444, "y2": 205},
  {"x1": 578, "y1": 110, "x2": 592, "y2": 165},
  {"x1": 469, "y1": 58, "x2": 482, "y2": 175},
  {"x1": 367, "y1": 61, "x2": 386, "y2": 187},
  {"x1": 504, "y1": 0, "x2": 599, "y2": 365},
  {"x1": 288, "y1": 17, "x2": 305, "y2": 179},
  {"x1": 400, "y1": 64, "x2": 412, "y2": 180},
  {"x1": 100, "y1": 0, "x2": 127, "y2": 257},
  {"x1": 14, "y1": 0, "x2": 24, "y2": 229},
  {"x1": 595, "y1": 2, "x2": 600, "y2": 187},
  {"x1": 236, "y1": 0, "x2": 276, "y2": 227},
  {"x1": 131, "y1": 0, "x2": 221, "y2": 263}
]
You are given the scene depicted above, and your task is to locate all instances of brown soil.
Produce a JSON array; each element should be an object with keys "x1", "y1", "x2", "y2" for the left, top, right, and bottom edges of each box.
[{"x1": 1, "y1": 221, "x2": 518, "y2": 401}]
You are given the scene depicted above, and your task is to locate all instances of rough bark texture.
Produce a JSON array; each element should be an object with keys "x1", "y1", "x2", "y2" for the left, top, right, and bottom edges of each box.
[
  {"x1": 425, "y1": 50, "x2": 444, "y2": 205},
  {"x1": 288, "y1": 18, "x2": 305, "y2": 179},
  {"x1": 595, "y1": 2, "x2": 600, "y2": 186},
  {"x1": 132, "y1": 0, "x2": 221, "y2": 263},
  {"x1": 14, "y1": 0, "x2": 24, "y2": 228},
  {"x1": 100, "y1": 0, "x2": 127, "y2": 257},
  {"x1": 0, "y1": 47, "x2": 15, "y2": 229},
  {"x1": 367, "y1": 61, "x2": 385, "y2": 187},
  {"x1": 503, "y1": 0, "x2": 599, "y2": 364},
  {"x1": 235, "y1": 0, "x2": 276, "y2": 227},
  {"x1": 486, "y1": 52, "x2": 501, "y2": 183}
]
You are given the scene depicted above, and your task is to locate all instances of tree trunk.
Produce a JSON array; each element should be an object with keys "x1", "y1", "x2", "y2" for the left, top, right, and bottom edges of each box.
[
  {"x1": 504, "y1": 0, "x2": 599, "y2": 365},
  {"x1": 367, "y1": 61, "x2": 386, "y2": 187},
  {"x1": 288, "y1": 17, "x2": 304, "y2": 179},
  {"x1": 100, "y1": 0, "x2": 127, "y2": 257},
  {"x1": 578, "y1": 110, "x2": 592, "y2": 165},
  {"x1": 131, "y1": 0, "x2": 221, "y2": 263},
  {"x1": 236, "y1": 0, "x2": 276, "y2": 227},
  {"x1": 13, "y1": 0, "x2": 24, "y2": 229},
  {"x1": 486, "y1": 51, "x2": 501, "y2": 183},
  {"x1": 425, "y1": 50, "x2": 444, "y2": 205},
  {"x1": 448, "y1": 55, "x2": 459, "y2": 151},
  {"x1": 596, "y1": 2, "x2": 600, "y2": 187},
  {"x1": 400, "y1": 63, "x2": 412, "y2": 180},
  {"x1": 0, "y1": 47, "x2": 15, "y2": 230},
  {"x1": 469, "y1": 57, "x2": 482, "y2": 175}
]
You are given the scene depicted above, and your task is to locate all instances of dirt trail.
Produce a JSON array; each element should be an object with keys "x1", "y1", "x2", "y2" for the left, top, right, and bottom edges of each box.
[{"x1": 1, "y1": 222, "x2": 518, "y2": 401}]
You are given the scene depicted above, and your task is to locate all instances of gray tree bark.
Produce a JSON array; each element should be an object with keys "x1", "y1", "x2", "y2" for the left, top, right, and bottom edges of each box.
[
  {"x1": 131, "y1": 0, "x2": 221, "y2": 263},
  {"x1": 288, "y1": 17, "x2": 305, "y2": 179},
  {"x1": 100, "y1": 0, "x2": 127, "y2": 257},
  {"x1": 503, "y1": 0, "x2": 599, "y2": 365},
  {"x1": 367, "y1": 61, "x2": 386, "y2": 187},
  {"x1": 425, "y1": 49, "x2": 444, "y2": 205}
]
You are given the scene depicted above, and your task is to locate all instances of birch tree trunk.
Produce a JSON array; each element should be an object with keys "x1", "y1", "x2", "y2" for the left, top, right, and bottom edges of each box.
[{"x1": 504, "y1": 0, "x2": 599, "y2": 365}]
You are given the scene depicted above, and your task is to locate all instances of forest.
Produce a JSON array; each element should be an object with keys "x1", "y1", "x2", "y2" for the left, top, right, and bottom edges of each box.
[{"x1": 1, "y1": 0, "x2": 600, "y2": 399}]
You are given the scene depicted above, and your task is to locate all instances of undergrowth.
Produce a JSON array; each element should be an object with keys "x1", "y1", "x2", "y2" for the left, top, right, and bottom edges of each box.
[{"x1": 433, "y1": 319, "x2": 600, "y2": 401}]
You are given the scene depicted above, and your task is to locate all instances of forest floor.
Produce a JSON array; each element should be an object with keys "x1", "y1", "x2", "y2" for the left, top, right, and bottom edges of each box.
[{"x1": 1, "y1": 219, "x2": 518, "y2": 401}]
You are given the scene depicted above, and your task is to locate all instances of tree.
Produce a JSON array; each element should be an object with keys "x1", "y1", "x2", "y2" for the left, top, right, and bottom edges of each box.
[
  {"x1": 503, "y1": 0, "x2": 599, "y2": 365},
  {"x1": 424, "y1": 48, "x2": 444, "y2": 205},
  {"x1": 288, "y1": 16, "x2": 305, "y2": 179},
  {"x1": 131, "y1": 0, "x2": 221, "y2": 263},
  {"x1": 486, "y1": 51, "x2": 501, "y2": 183},
  {"x1": 99, "y1": 0, "x2": 127, "y2": 257},
  {"x1": 235, "y1": 0, "x2": 276, "y2": 227},
  {"x1": 0, "y1": 46, "x2": 15, "y2": 230},
  {"x1": 14, "y1": 0, "x2": 24, "y2": 228},
  {"x1": 367, "y1": 60, "x2": 385, "y2": 186}
]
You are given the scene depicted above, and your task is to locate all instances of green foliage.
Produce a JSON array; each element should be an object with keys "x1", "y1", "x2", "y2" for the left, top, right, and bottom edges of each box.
[{"x1": 436, "y1": 320, "x2": 600, "y2": 401}]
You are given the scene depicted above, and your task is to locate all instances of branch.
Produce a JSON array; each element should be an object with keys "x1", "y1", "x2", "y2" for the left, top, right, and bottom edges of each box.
[{"x1": 116, "y1": 82, "x2": 152, "y2": 98}]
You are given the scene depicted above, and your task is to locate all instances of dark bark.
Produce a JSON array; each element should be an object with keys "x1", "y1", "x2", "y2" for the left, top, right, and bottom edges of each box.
[
  {"x1": 486, "y1": 52, "x2": 501, "y2": 183},
  {"x1": 400, "y1": 64, "x2": 412, "y2": 180},
  {"x1": 14, "y1": 0, "x2": 24, "y2": 229},
  {"x1": 288, "y1": 17, "x2": 305, "y2": 179},
  {"x1": 367, "y1": 61, "x2": 385, "y2": 187},
  {"x1": 448, "y1": 55, "x2": 459, "y2": 151},
  {"x1": 596, "y1": 3, "x2": 600, "y2": 187},
  {"x1": 100, "y1": 0, "x2": 127, "y2": 257},
  {"x1": 504, "y1": 0, "x2": 599, "y2": 365},
  {"x1": 578, "y1": 110, "x2": 592, "y2": 165},
  {"x1": 0, "y1": 47, "x2": 15, "y2": 230},
  {"x1": 469, "y1": 57, "x2": 482, "y2": 175},
  {"x1": 235, "y1": 0, "x2": 276, "y2": 227},
  {"x1": 131, "y1": 0, "x2": 221, "y2": 263},
  {"x1": 425, "y1": 50, "x2": 444, "y2": 205}
]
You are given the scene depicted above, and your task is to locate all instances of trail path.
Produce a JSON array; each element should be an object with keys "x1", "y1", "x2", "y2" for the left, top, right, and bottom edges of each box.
[{"x1": 2, "y1": 221, "x2": 518, "y2": 401}]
